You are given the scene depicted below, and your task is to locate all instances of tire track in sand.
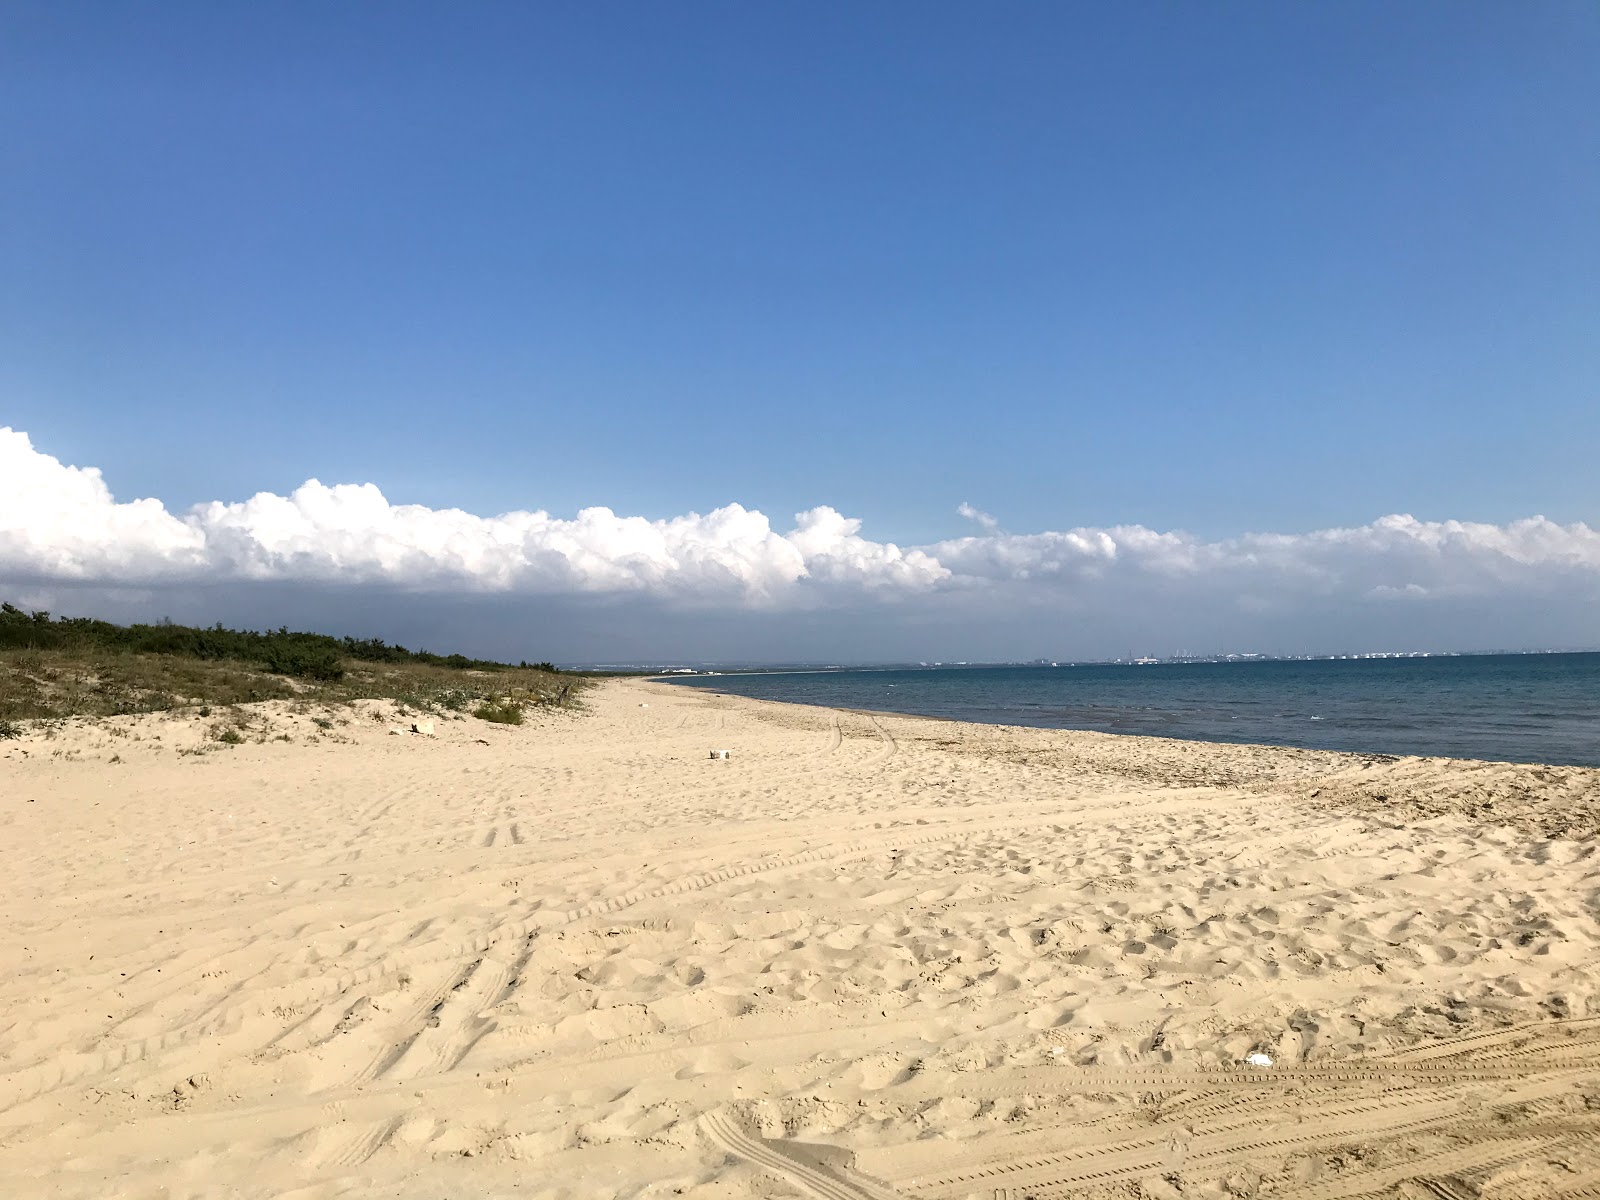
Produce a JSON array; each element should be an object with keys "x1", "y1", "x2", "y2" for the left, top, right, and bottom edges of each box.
[
  {"x1": 0, "y1": 783, "x2": 1319, "y2": 1121},
  {"x1": 0, "y1": 713, "x2": 879, "y2": 1114},
  {"x1": 699, "y1": 1109, "x2": 904, "y2": 1200},
  {"x1": 0, "y1": 713, "x2": 903, "y2": 1154}
]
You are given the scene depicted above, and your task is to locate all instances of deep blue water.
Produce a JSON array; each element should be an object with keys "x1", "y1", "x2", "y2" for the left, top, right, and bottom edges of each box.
[{"x1": 667, "y1": 654, "x2": 1600, "y2": 767}]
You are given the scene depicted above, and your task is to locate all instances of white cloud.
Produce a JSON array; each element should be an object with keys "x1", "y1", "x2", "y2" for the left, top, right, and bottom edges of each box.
[
  {"x1": 1369, "y1": 582, "x2": 1430, "y2": 600},
  {"x1": 0, "y1": 428, "x2": 208, "y2": 580},
  {"x1": 0, "y1": 428, "x2": 939, "y2": 603},
  {"x1": 3, "y1": 427, "x2": 1599, "y2": 627},
  {"x1": 924, "y1": 514, "x2": 1600, "y2": 606},
  {"x1": 957, "y1": 502, "x2": 999, "y2": 531}
]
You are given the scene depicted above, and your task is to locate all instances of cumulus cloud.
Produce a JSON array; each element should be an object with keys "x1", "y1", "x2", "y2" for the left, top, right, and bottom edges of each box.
[
  {"x1": 0, "y1": 428, "x2": 942, "y2": 604},
  {"x1": 3, "y1": 427, "x2": 1599, "y2": 641}
]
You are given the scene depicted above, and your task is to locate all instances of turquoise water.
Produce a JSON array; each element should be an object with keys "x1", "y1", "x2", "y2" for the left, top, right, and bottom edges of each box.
[{"x1": 668, "y1": 653, "x2": 1600, "y2": 767}]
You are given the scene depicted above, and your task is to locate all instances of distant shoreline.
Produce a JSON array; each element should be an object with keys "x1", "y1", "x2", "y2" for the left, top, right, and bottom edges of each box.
[
  {"x1": 653, "y1": 653, "x2": 1600, "y2": 769},
  {"x1": 610, "y1": 647, "x2": 1600, "y2": 675}
]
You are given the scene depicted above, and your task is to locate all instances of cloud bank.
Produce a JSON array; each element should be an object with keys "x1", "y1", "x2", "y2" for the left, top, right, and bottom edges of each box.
[
  {"x1": 3, "y1": 426, "x2": 1598, "y2": 656},
  {"x1": 0, "y1": 428, "x2": 946, "y2": 602}
]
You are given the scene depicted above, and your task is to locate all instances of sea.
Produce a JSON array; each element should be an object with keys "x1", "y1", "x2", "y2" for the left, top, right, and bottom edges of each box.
[{"x1": 666, "y1": 653, "x2": 1600, "y2": 768}]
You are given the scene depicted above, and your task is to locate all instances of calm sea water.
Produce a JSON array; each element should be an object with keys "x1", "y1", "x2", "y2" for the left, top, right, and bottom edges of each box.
[{"x1": 668, "y1": 654, "x2": 1600, "y2": 767}]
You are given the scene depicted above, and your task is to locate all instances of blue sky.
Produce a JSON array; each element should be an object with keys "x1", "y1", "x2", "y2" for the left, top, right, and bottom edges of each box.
[{"x1": 3, "y1": 4, "x2": 1598, "y2": 660}]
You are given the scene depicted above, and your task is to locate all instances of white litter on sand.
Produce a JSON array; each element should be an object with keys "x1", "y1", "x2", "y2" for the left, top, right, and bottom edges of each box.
[{"x1": 1245, "y1": 1052, "x2": 1274, "y2": 1067}]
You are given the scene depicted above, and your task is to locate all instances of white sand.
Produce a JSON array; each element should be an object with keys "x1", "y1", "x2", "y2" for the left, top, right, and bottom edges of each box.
[{"x1": 3, "y1": 679, "x2": 1598, "y2": 1199}]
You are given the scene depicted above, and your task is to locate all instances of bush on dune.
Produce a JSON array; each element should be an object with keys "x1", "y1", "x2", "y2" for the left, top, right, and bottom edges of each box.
[
  {"x1": 473, "y1": 697, "x2": 525, "y2": 725},
  {"x1": 260, "y1": 642, "x2": 345, "y2": 682},
  {"x1": 0, "y1": 603, "x2": 566, "y2": 680},
  {"x1": 0, "y1": 602, "x2": 583, "y2": 723}
]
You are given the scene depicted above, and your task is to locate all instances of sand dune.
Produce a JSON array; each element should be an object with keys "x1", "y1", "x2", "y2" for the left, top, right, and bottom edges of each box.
[{"x1": 3, "y1": 680, "x2": 1598, "y2": 1198}]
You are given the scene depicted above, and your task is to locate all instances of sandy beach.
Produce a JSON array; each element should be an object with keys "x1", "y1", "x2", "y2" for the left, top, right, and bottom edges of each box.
[{"x1": 3, "y1": 678, "x2": 1599, "y2": 1199}]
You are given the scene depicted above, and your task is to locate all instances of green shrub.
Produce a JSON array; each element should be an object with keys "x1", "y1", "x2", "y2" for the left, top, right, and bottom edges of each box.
[
  {"x1": 261, "y1": 643, "x2": 345, "y2": 681},
  {"x1": 0, "y1": 718, "x2": 21, "y2": 740},
  {"x1": 1, "y1": 602, "x2": 584, "y2": 721},
  {"x1": 474, "y1": 698, "x2": 524, "y2": 725},
  {"x1": 215, "y1": 728, "x2": 245, "y2": 745},
  {"x1": 1, "y1": 602, "x2": 564, "y2": 679}
]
